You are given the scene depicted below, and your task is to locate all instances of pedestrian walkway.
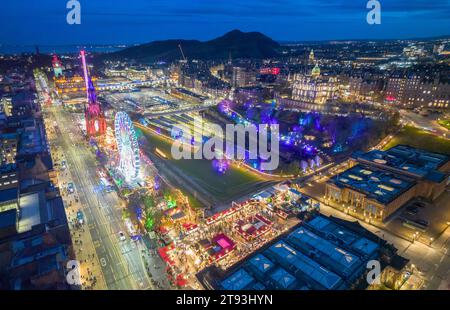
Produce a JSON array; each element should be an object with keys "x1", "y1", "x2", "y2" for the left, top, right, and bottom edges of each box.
[{"x1": 47, "y1": 110, "x2": 107, "y2": 290}]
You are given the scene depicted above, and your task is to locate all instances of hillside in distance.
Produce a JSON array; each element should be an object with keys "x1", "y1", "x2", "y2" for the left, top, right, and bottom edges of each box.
[{"x1": 103, "y1": 30, "x2": 280, "y2": 63}]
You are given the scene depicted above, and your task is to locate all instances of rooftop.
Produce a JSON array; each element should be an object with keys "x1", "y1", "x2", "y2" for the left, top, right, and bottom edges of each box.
[
  {"x1": 18, "y1": 122, "x2": 46, "y2": 156},
  {"x1": 354, "y1": 145, "x2": 449, "y2": 180},
  {"x1": 0, "y1": 208, "x2": 17, "y2": 230},
  {"x1": 287, "y1": 227, "x2": 362, "y2": 278},
  {"x1": 221, "y1": 268, "x2": 254, "y2": 290},
  {"x1": 198, "y1": 215, "x2": 385, "y2": 290},
  {"x1": 266, "y1": 240, "x2": 344, "y2": 289},
  {"x1": 248, "y1": 253, "x2": 274, "y2": 275},
  {"x1": 269, "y1": 267, "x2": 297, "y2": 289},
  {"x1": 328, "y1": 164, "x2": 416, "y2": 204},
  {"x1": 174, "y1": 87, "x2": 207, "y2": 101},
  {"x1": 0, "y1": 187, "x2": 18, "y2": 204},
  {"x1": 307, "y1": 216, "x2": 379, "y2": 257},
  {"x1": 17, "y1": 192, "x2": 42, "y2": 233}
]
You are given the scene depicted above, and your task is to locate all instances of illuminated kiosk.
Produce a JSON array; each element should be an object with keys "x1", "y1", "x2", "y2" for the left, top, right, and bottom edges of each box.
[{"x1": 114, "y1": 111, "x2": 141, "y2": 184}]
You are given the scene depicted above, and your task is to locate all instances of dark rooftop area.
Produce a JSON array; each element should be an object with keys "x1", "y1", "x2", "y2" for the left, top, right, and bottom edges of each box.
[{"x1": 329, "y1": 164, "x2": 416, "y2": 205}]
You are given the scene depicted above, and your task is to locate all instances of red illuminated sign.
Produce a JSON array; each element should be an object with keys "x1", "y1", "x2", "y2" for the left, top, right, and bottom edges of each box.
[{"x1": 260, "y1": 67, "x2": 280, "y2": 75}]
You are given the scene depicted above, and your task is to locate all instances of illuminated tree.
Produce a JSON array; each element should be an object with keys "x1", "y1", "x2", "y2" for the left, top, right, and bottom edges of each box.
[
  {"x1": 315, "y1": 155, "x2": 323, "y2": 167},
  {"x1": 121, "y1": 208, "x2": 130, "y2": 220},
  {"x1": 145, "y1": 209, "x2": 163, "y2": 232},
  {"x1": 143, "y1": 195, "x2": 155, "y2": 211},
  {"x1": 300, "y1": 160, "x2": 308, "y2": 173},
  {"x1": 308, "y1": 158, "x2": 315, "y2": 170},
  {"x1": 145, "y1": 216, "x2": 154, "y2": 231},
  {"x1": 163, "y1": 189, "x2": 176, "y2": 208}
]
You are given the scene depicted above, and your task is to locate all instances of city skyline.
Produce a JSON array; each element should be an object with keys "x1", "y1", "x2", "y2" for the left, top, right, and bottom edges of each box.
[
  {"x1": 0, "y1": 0, "x2": 449, "y2": 296},
  {"x1": 1, "y1": 0, "x2": 450, "y2": 46}
]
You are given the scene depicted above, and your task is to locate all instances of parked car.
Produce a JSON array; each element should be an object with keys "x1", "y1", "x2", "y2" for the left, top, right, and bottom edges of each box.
[
  {"x1": 67, "y1": 182, "x2": 75, "y2": 194},
  {"x1": 414, "y1": 202, "x2": 426, "y2": 208},
  {"x1": 415, "y1": 219, "x2": 429, "y2": 227},
  {"x1": 406, "y1": 206, "x2": 419, "y2": 215},
  {"x1": 76, "y1": 210, "x2": 84, "y2": 225},
  {"x1": 118, "y1": 231, "x2": 126, "y2": 242}
]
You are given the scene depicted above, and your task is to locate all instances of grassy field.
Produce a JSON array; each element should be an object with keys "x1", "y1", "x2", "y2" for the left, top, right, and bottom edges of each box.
[
  {"x1": 438, "y1": 119, "x2": 450, "y2": 131},
  {"x1": 138, "y1": 128, "x2": 273, "y2": 203},
  {"x1": 384, "y1": 126, "x2": 450, "y2": 154}
]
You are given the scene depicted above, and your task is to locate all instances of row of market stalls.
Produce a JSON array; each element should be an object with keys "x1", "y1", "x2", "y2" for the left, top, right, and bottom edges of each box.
[
  {"x1": 253, "y1": 183, "x2": 320, "y2": 219},
  {"x1": 154, "y1": 182, "x2": 321, "y2": 288}
]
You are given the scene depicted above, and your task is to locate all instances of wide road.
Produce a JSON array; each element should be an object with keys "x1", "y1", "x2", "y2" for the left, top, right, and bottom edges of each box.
[{"x1": 51, "y1": 106, "x2": 153, "y2": 290}]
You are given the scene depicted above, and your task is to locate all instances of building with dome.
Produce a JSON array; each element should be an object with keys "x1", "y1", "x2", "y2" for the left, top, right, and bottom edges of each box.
[
  {"x1": 311, "y1": 63, "x2": 321, "y2": 77},
  {"x1": 291, "y1": 63, "x2": 337, "y2": 104}
]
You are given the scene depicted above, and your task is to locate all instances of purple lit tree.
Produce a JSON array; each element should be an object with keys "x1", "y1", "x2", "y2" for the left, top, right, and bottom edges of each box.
[
  {"x1": 308, "y1": 158, "x2": 315, "y2": 170},
  {"x1": 315, "y1": 155, "x2": 322, "y2": 167},
  {"x1": 300, "y1": 160, "x2": 308, "y2": 173}
]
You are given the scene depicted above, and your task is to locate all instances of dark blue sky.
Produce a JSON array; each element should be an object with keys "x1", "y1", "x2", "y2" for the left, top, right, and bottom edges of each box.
[{"x1": 1, "y1": 0, "x2": 449, "y2": 45}]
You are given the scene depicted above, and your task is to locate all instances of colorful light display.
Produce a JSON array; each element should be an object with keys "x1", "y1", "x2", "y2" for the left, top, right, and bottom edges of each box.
[
  {"x1": 114, "y1": 111, "x2": 140, "y2": 183},
  {"x1": 154, "y1": 175, "x2": 161, "y2": 190},
  {"x1": 145, "y1": 216, "x2": 155, "y2": 231},
  {"x1": 212, "y1": 159, "x2": 230, "y2": 174},
  {"x1": 259, "y1": 67, "x2": 280, "y2": 75}
]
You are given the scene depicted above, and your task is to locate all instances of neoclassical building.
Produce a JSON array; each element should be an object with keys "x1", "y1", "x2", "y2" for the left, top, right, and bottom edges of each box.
[
  {"x1": 292, "y1": 65, "x2": 337, "y2": 105},
  {"x1": 325, "y1": 145, "x2": 449, "y2": 221}
]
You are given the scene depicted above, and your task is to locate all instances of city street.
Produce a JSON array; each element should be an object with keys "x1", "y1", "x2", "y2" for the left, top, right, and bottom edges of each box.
[{"x1": 47, "y1": 105, "x2": 168, "y2": 290}]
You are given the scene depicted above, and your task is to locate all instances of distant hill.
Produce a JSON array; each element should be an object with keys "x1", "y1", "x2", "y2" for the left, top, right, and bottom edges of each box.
[{"x1": 102, "y1": 30, "x2": 280, "y2": 63}]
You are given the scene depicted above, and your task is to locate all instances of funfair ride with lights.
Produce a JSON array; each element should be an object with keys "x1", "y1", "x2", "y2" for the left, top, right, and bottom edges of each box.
[
  {"x1": 114, "y1": 111, "x2": 140, "y2": 183},
  {"x1": 80, "y1": 50, "x2": 106, "y2": 137}
]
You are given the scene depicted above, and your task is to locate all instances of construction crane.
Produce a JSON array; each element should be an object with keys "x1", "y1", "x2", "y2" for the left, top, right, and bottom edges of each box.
[{"x1": 178, "y1": 44, "x2": 187, "y2": 64}]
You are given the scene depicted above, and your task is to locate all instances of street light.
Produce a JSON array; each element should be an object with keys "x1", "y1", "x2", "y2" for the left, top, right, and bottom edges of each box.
[{"x1": 412, "y1": 231, "x2": 419, "y2": 243}]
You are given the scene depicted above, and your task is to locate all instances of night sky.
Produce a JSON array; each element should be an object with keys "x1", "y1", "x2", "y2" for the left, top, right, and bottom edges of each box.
[{"x1": 1, "y1": 0, "x2": 449, "y2": 45}]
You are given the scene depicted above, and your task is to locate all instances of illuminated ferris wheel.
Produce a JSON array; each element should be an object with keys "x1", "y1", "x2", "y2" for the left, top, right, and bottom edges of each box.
[{"x1": 114, "y1": 111, "x2": 140, "y2": 182}]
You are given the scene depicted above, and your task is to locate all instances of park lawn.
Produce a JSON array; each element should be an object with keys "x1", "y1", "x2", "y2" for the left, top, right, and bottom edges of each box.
[
  {"x1": 185, "y1": 192, "x2": 203, "y2": 210},
  {"x1": 383, "y1": 126, "x2": 450, "y2": 154},
  {"x1": 438, "y1": 119, "x2": 450, "y2": 131},
  {"x1": 138, "y1": 128, "x2": 270, "y2": 202}
]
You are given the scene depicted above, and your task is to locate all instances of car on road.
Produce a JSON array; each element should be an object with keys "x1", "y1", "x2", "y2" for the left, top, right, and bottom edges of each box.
[
  {"x1": 402, "y1": 219, "x2": 428, "y2": 232},
  {"x1": 76, "y1": 210, "x2": 84, "y2": 225},
  {"x1": 118, "y1": 231, "x2": 126, "y2": 242},
  {"x1": 67, "y1": 182, "x2": 75, "y2": 194},
  {"x1": 406, "y1": 206, "x2": 419, "y2": 216},
  {"x1": 415, "y1": 219, "x2": 429, "y2": 227},
  {"x1": 414, "y1": 202, "x2": 426, "y2": 208}
]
